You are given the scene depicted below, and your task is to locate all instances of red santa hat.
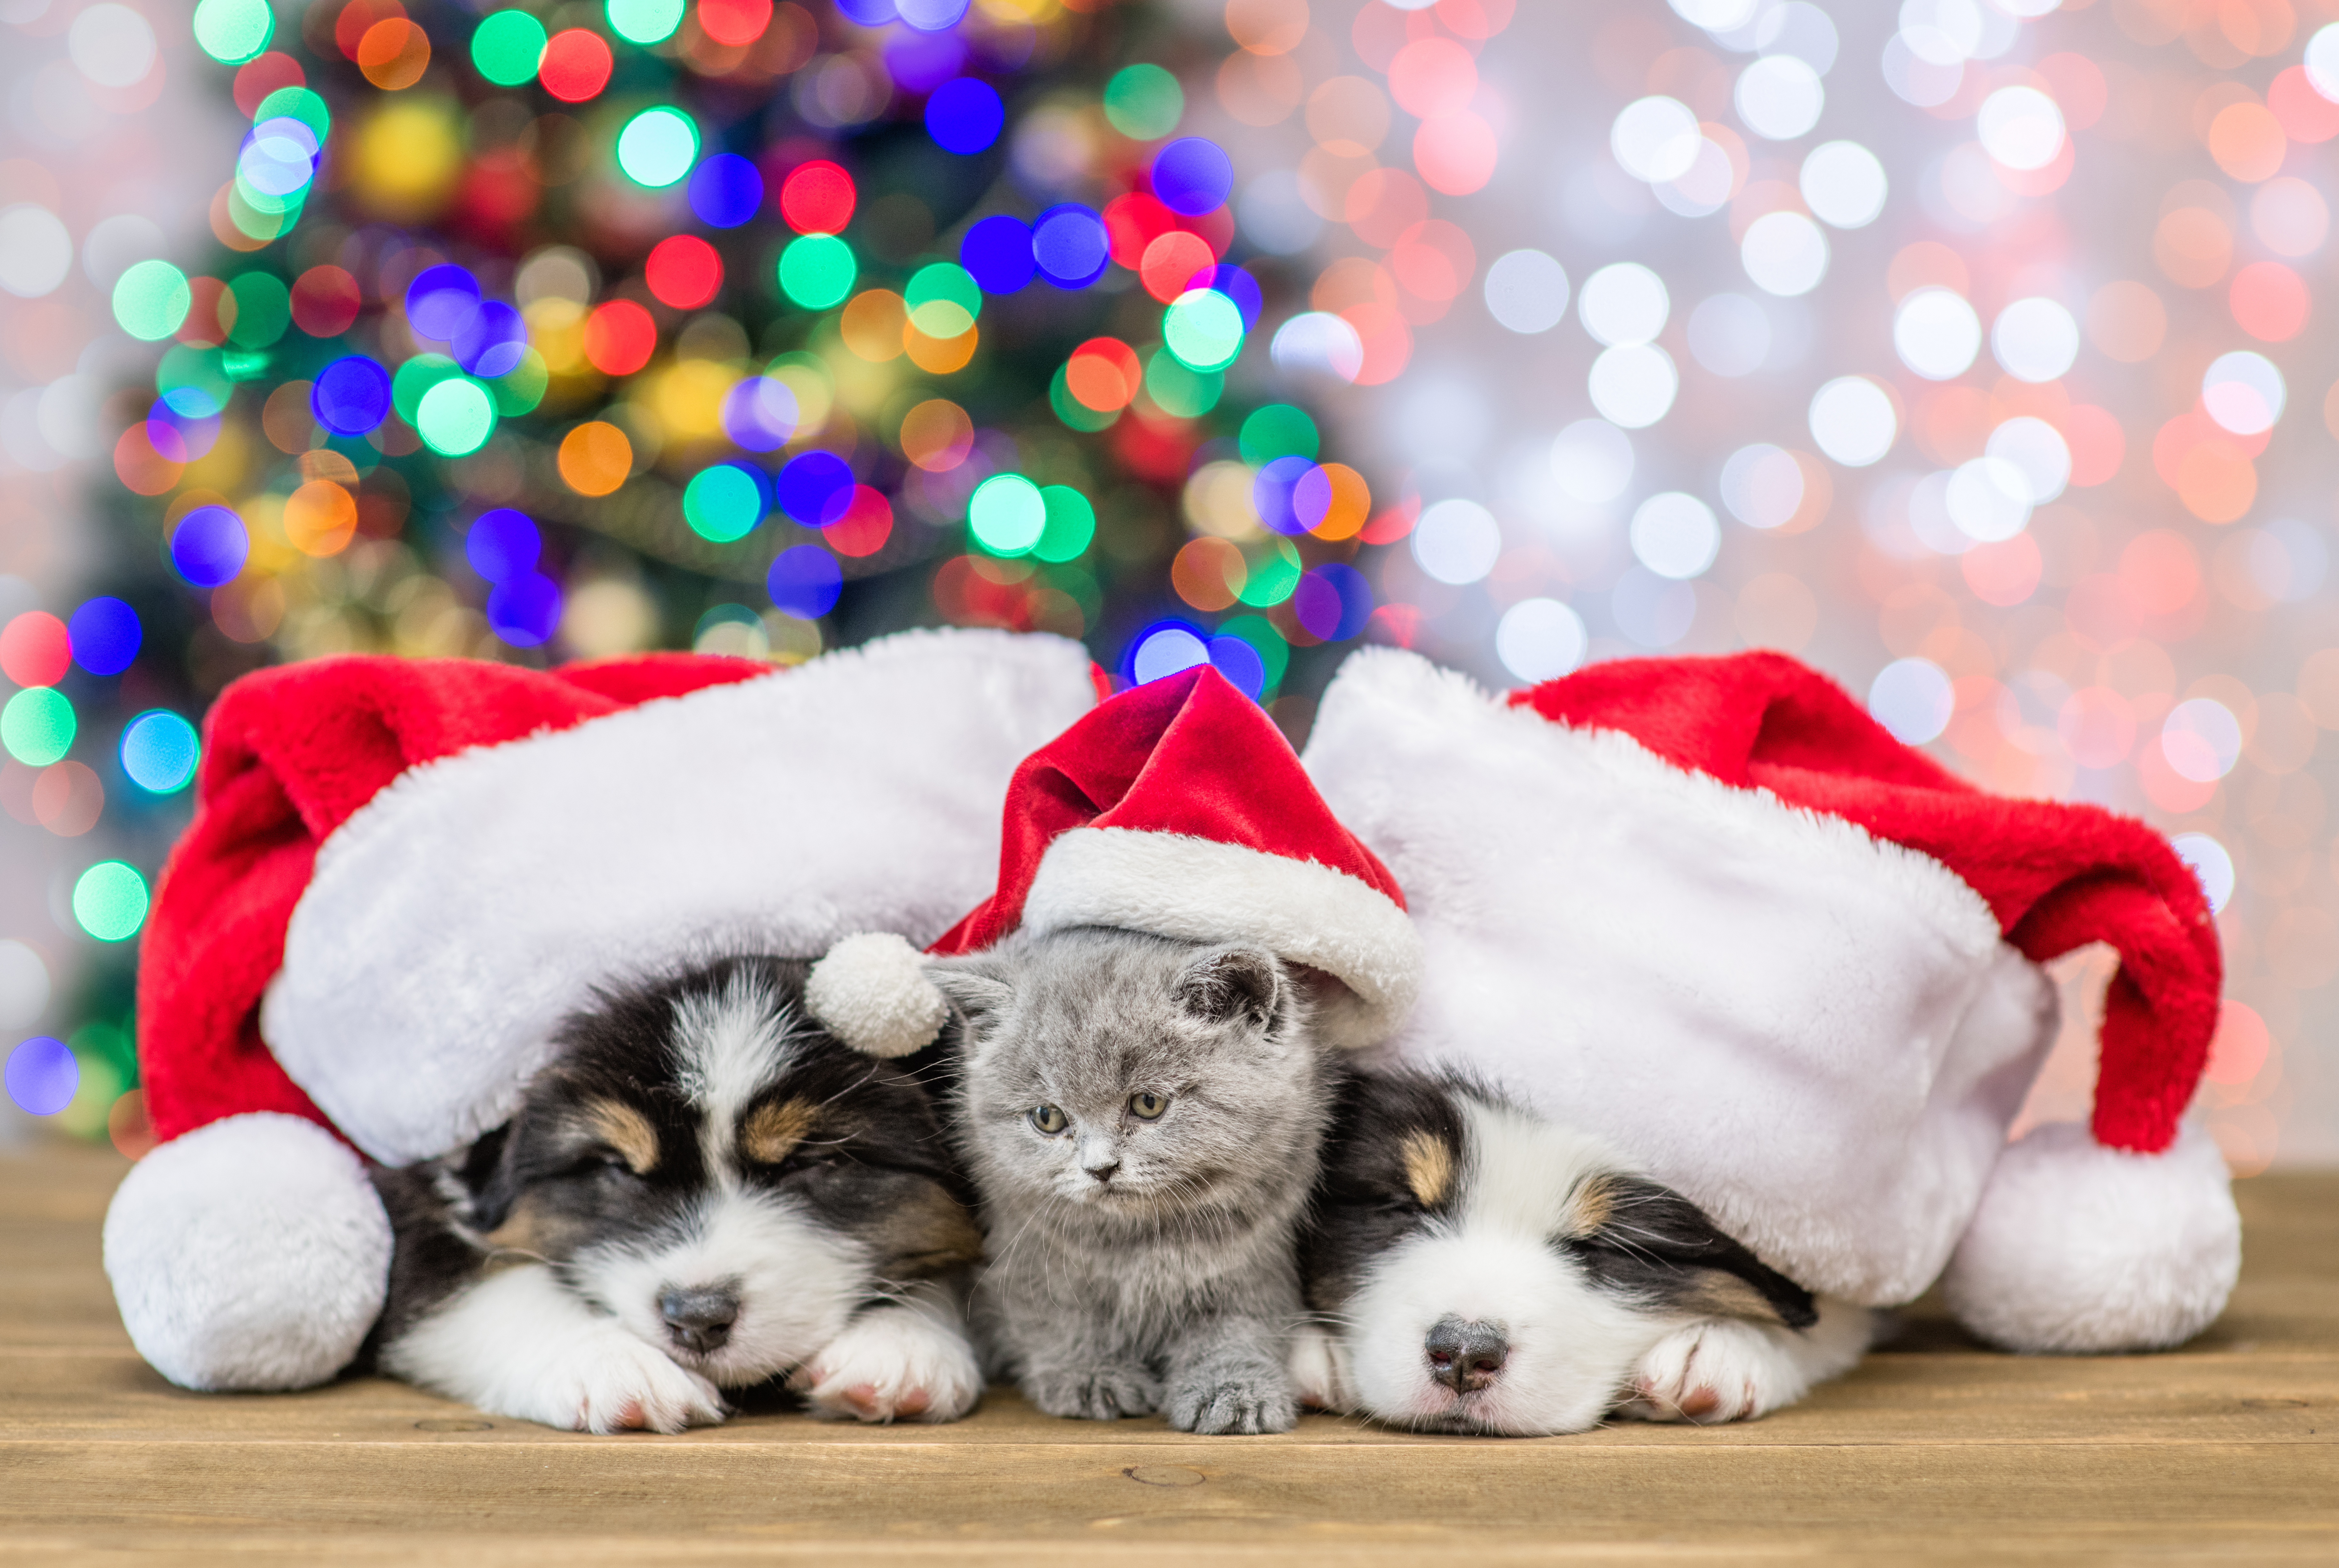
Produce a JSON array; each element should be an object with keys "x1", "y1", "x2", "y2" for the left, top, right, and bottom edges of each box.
[
  {"x1": 1301, "y1": 647, "x2": 2238, "y2": 1355},
  {"x1": 103, "y1": 630, "x2": 1101, "y2": 1394},
  {"x1": 804, "y1": 663, "x2": 1421, "y2": 1058}
]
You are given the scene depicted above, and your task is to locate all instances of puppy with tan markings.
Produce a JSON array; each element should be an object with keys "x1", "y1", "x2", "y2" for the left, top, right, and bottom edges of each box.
[
  {"x1": 1293, "y1": 1069, "x2": 1873, "y2": 1434},
  {"x1": 368, "y1": 955, "x2": 986, "y2": 1433}
]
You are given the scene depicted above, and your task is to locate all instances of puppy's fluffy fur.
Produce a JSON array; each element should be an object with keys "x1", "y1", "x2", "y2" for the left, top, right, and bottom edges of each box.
[
  {"x1": 1293, "y1": 1069, "x2": 1873, "y2": 1435},
  {"x1": 367, "y1": 956, "x2": 987, "y2": 1433}
]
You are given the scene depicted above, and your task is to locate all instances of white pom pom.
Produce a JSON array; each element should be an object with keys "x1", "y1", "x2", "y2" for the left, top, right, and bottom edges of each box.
[
  {"x1": 102, "y1": 1112, "x2": 391, "y2": 1391},
  {"x1": 805, "y1": 932, "x2": 950, "y2": 1058},
  {"x1": 1942, "y1": 1117, "x2": 2240, "y2": 1354}
]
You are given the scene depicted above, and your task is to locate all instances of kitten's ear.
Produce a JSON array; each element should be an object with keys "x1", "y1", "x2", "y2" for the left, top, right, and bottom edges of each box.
[
  {"x1": 1564, "y1": 1174, "x2": 1818, "y2": 1330},
  {"x1": 1175, "y1": 945, "x2": 1283, "y2": 1030},
  {"x1": 925, "y1": 955, "x2": 1017, "y2": 1028}
]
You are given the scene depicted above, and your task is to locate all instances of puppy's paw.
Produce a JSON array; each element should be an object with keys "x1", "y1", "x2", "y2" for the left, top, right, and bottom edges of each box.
[
  {"x1": 1286, "y1": 1322, "x2": 1353, "y2": 1413},
  {"x1": 792, "y1": 1306, "x2": 985, "y2": 1425},
  {"x1": 1618, "y1": 1318, "x2": 1803, "y2": 1426},
  {"x1": 1021, "y1": 1363, "x2": 1162, "y2": 1422},
  {"x1": 559, "y1": 1334, "x2": 727, "y2": 1435},
  {"x1": 1166, "y1": 1372, "x2": 1298, "y2": 1435}
]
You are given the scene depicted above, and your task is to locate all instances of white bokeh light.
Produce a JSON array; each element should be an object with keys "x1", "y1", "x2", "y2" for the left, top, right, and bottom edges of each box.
[
  {"x1": 1800, "y1": 140, "x2": 1888, "y2": 228},
  {"x1": 2170, "y1": 832, "x2": 2236, "y2": 914},
  {"x1": 2162, "y1": 699, "x2": 2243, "y2": 783},
  {"x1": 0, "y1": 939, "x2": 49, "y2": 1031},
  {"x1": 1720, "y1": 443, "x2": 1805, "y2": 529},
  {"x1": 1132, "y1": 627, "x2": 1210, "y2": 685},
  {"x1": 1269, "y1": 313, "x2": 1364, "y2": 383},
  {"x1": 1985, "y1": 417, "x2": 2071, "y2": 505},
  {"x1": 1579, "y1": 263, "x2": 1670, "y2": 345},
  {"x1": 1990, "y1": 297, "x2": 2079, "y2": 382},
  {"x1": 1894, "y1": 287, "x2": 1982, "y2": 380},
  {"x1": 1671, "y1": 0, "x2": 1761, "y2": 31},
  {"x1": 2202, "y1": 352, "x2": 2286, "y2": 436},
  {"x1": 1588, "y1": 344, "x2": 1679, "y2": 428},
  {"x1": 69, "y1": 3, "x2": 157, "y2": 89},
  {"x1": 1611, "y1": 96, "x2": 1702, "y2": 183},
  {"x1": 0, "y1": 206, "x2": 72, "y2": 299},
  {"x1": 1611, "y1": 567, "x2": 1698, "y2": 648},
  {"x1": 2251, "y1": 178, "x2": 2330, "y2": 258},
  {"x1": 1740, "y1": 211, "x2": 1829, "y2": 296},
  {"x1": 1653, "y1": 137, "x2": 1736, "y2": 218},
  {"x1": 1869, "y1": 657, "x2": 1955, "y2": 744},
  {"x1": 1688, "y1": 293, "x2": 1771, "y2": 376},
  {"x1": 1735, "y1": 55, "x2": 1825, "y2": 141},
  {"x1": 1549, "y1": 419, "x2": 1636, "y2": 503},
  {"x1": 2308, "y1": 22, "x2": 2339, "y2": 100},
  {"x1": 1759, "y1": 3, "x2": 1841, "y2": 74},
  {"x1": 1808, "y1": 376, "x2": 1897, "y2": 466},
  {"x1": 1411, "y1": 498, "x2": 1504, "y2": 585},
  {"x1": 1945, "y1": 457, "x2": 2033, "y2": 542},
  {"x1": 1496, "y1": 598, "x2": 1589, "y2": 683},
  {"x1": 1484, "y1": 249, "x2": 1571, "y2": 334},
  {"x1": 1630, "y1": 492, "x2": 1722, "y2": 579},
  {"x1": 1977, "y1": 86, "x2": 2065, "y2": 171}
]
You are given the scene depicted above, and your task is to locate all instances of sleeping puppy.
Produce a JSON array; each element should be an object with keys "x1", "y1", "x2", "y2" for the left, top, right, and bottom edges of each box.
[
  {"x1": 367, "y1": 955, "x2": 987, "y2": 1434},
  {"x1": 1291, "y1": 1068, "x2": 1873, "y2": 1435}
]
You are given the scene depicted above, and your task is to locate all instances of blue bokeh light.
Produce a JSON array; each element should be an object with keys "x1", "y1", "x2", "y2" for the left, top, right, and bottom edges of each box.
[
  {"x1": 776, "y1": 450, "x2": 855, "y2": 526},
  {"x1": 4, "y1": 1036, "x2": 75, "y2": 1117},
  {"x1": 405, "y1": 264, "x2": 482, "y2": 341},
  {"x1": 467, "y1": 508, "x2": 541, "y2": 584},
  {"x1": 169, "y1": 506, "x2": 248, "y2": 588},
  {"x1": 453, "y1": 301, "x2": 528, "y2": 379},
  {"x1": 487, "y1": 572, "x2": 562, "y2": 647},
  {"x1": 120, "y1": 709, "x2": 200, "y2": 794},
  {"x1": 1206, "y1": 634, "x2": 1266, "y2": 700},
  {"x1": 767, "y1": 545, "x2": 843, "y2": 619},
  {"x1": 961, "y1": 214, "x2": 1036, "y2": 293},
  {"x1": 1150, "y1": 137, "x2": 1234, "y2": 216},
  {"x1": 68, "y1": 597, "x2": 141, "y2": 676},
  {"x1": 311, "y1": 355, "x2": 391, "y2": 436},
  {"x1": 926, "y1": 77, "x2": 1004, "y2": 154},
  {"x1": 1031, "y1": 204, "x2": 1109, "y2": 288},
  {"x1": 687, "y1": 152, "x2": 764, "y2": 228}
]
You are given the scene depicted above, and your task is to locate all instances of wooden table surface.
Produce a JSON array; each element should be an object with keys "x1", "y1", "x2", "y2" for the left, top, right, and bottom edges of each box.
[{"x1": 3, "y1": 1137, "x2": 2334, "y2": 1565}]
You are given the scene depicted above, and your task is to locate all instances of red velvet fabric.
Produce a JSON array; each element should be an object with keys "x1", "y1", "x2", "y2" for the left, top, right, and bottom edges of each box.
[
  {"x1": 1512, "y1": 650, "x2": 2221, "y2": 1154},
  {"x1": 933, "y1": 664, "x2": 1405, "y2": 955},
  {"x1": 139, "y1": 653, "x2": 771, "y2": 1145}
]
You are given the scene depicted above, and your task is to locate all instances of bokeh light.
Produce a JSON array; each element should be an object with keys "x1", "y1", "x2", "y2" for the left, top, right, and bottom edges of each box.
[
  {"x1": 5, "y1": 1037, "x2": 76, "y2": 1117},
  {"x1": 71, "y1": 863, "x2": 148, "y2": 943},
  {"x1": 120, "y1": 711, "x2": 199, "y2": 795}
]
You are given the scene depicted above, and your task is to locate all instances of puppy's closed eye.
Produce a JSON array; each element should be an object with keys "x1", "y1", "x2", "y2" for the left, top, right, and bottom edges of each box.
[
  {"x1": 583, "y1": 1100, "x2": 660, "y2": 1177},
  {"x1": 1563, "y1": 1174, "x2": 1816, "y2": 1331},
  {"x1": 742, "y1": 1097, "x2": 824, "y2": 1167}
]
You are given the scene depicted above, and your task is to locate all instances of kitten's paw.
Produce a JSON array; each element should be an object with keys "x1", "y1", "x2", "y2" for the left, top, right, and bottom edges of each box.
[
  {"x1": 1166, "y1": 1373, "x2": 1298, "y2": 1435},
  {"x1": 1021, "y1": 1364, "x2": 1162, "y2": 1422},
  {"x1": 549, "y1": 1334, "x2": 728, "y2": 1434},
  {"x1": 1286, "y1": 1322, "x2": 1353, "y2": 1413},
  {"x1": 791, "y1": 1306, "x2": 985, "y2": 1425},
  {"x1": 1617, "y1": 1319, "x2": 1802, "y2": 1426}
]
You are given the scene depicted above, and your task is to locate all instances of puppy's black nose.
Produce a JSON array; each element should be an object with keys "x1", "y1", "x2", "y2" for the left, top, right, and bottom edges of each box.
[
  {"x1": 660, "y1": 1287, "x2": 740, "y2": 1354},
  {"x1": 1085, "y1": 1160, "x2": 1120, "y2": 1185},
  {"x1": 1425, "y1": 1317, "x2": 1508, "y2": 1394}
]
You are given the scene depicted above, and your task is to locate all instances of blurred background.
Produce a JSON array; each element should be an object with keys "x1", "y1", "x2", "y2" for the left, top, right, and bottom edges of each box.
[{"x1": 1, "y1": 0, "x2": 2331, "y2": 1169}]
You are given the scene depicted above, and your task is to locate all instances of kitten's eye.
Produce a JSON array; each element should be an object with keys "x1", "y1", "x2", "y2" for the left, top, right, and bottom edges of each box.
[
  {"x1": 1127, "y1": 1092, "x2": 1169, "y2": 1121},
  {"x1": 1029, "y1": 1105, "x2": 1068, "y2": 1135}
]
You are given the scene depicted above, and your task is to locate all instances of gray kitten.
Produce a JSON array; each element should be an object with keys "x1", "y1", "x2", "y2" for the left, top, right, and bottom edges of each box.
[{"x1": 935, "y1": 925, "x2": 1332, "y2": 1435}]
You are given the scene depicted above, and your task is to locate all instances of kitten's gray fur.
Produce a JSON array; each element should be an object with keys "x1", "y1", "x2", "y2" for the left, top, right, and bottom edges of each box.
[{"x1": 935, "y1": 926, "x2": 1333, "y2": 1435}]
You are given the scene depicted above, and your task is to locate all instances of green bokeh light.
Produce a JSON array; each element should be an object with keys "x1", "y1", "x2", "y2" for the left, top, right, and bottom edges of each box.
[
  {"x1": 72, "y1": 862, "x2": 149, "y2": 944},
  {"x1": 1237, "y1": 538, "x2": 1302, "y2": 608},
  {"x1": 778, "y1": 235, "x2": 857, "y2": 309},
  {"x1": 616, "y1": 106, "x2": 699, "y2": 188},
  {"x1": 192, "y1": 0, "x2": 273, "y2": 64},
  {"x1": 1216, "y1": 613, "x2": 1290, "y2": 693},
  {"x1": 226, "y1": 272, "x2": 291, "y2": 349},
  {"x1": 1033, "y1": 486, "x2": 1097, "y2": 563},
  {"x1": 1, "y1": 688, "x2": 75, "y2": 767},
  {"x1": 1103, "y1": 64, "x2": 1183, "y2": 141},
  {"x1": 1144, "y1": 351, "x2": 1222, "y2": 418},
  {"x1": 253, "y1": 87, "x2": 331, "y2": 142},
  {"x1": 156, "y1": 346, "x2": 232, "y2": 420},
  {"x1": 392, "y1": 353, "x2": 463, "y2": 424},
  {"x1": 682, "y1": 465, "x2": 765, "y2": 542},
  {"x1": 607, "y1": 0, "x2": 684, "y2": 45},
  {"x1": 1163, "y1": 289, "x2": 1246, "y2": 372},
  {"x1": 1239, "y1": 404, "x2": 1319, "y2": 465},
  {"x1": 415, "y1": 379, "x2": 497, "y2": 456},
  {"x1": 968, "y1": 474, "x2": 1046, "y2": 556},
  {"x1": 112, "y1": 260, "x2": 189, "y2": 342},
  {"x1": 471, "y1": 10, "x2": 548, "y2": 85},
  {"x1": 904, "y1": 263, "x2": 981, "y2": 338},
  {"x1": 1049, "y1": 363, "x2": 1118, "y2": 433},
  {"x1": 490, "y1": 349, "x2": 549, "y2": 416}
]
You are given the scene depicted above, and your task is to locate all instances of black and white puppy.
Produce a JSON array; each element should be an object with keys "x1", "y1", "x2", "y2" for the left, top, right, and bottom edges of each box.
[
  {"x1": 367, "y1": 955, "x2": 987, "y2": 1434},
  {"x1": 1291, "y1": 1069, "x2": 1874, "y2": 1435}
]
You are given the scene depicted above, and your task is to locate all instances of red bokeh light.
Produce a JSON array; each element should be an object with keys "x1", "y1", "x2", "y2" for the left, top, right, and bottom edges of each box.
[
  {"x1": 582, "y1": 300, "x2": 658, "y2": 375},
  {"x1": 824, "y1": 485, "x2": 893, "y2": 558},
  {"x1": 700, "y1": 0, "x2": 774, "y2": 47},
  {"x1": 0, "y1": 612, "x2": 72, "y2": 688},
  {"x1": 178, "y1": 278, "x2": 231, "y2": 348},
  {"x1": 2230, "y1": 261, "x2": 2309, "y2": 341},
  {"x1": 1103, "y1": 192, "x2": 1176, "y2": 270},
  {"x1": 2268, "y1": 65, "x2": 2339, "y2": 144},
  {"x1": 539, "y1": 29, "x2": 614, "y2": 103},
  {"x1": 780, "y1": 161, "x2": 856, "y2": 234},
  {"x1": 1960, "y1": 535, "x2": 2042, "y2": 607},
  {"x1": 1138, "y1": 232, "x2": 1216, "y2": 302},
  {"x1": 1414, "y1": 113, "x2": 1499, "y2": 196},
  {"x1": 1387, "y1": 38, "x2": 1477, "y2": 118},
  {"x1": 1065, "y1": 338, "x2": 1142, "y2": 411},
  {"x1": 291, "y1": 265, "x2": 362, "y2": 337},
  {"x1": 644, "y1": 235, "x2": 723, "y2": 309},
  {"x1": 232, "y1": 52, "x2": 305, "y2": 117}
]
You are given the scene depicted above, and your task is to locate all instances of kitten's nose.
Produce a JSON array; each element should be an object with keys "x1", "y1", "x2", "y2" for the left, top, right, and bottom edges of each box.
[
  {"x1": 1084, "y1": 1160, "x2": 1120, "y2": 1185},
  {"x1": 1425, "y1": 1317, "x2": 1508, "y2": 1394},
  {"x1": 660, "y1": 1286, "x2": 740, "y2": 1354}
]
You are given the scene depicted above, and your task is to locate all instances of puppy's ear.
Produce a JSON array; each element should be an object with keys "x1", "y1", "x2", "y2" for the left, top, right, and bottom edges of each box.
[
  {"x1": 453, "y1": 1120, "x2": 524, "y2": 1233},
  {"x1": 1176, "y1": 945, "x2": 1283, "y2": 1030},
  {"x1": 1564, "y1": 1174, "x2": 1818, "y2": 1330}
]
